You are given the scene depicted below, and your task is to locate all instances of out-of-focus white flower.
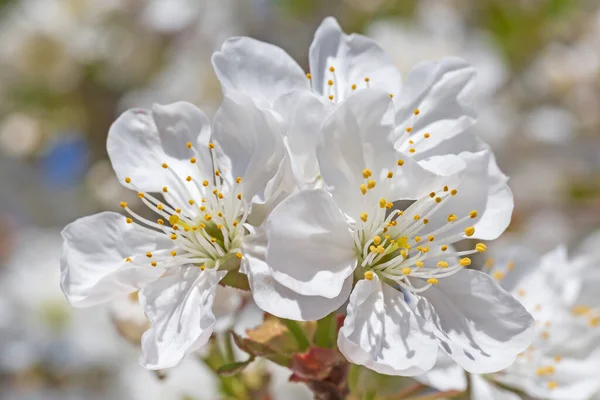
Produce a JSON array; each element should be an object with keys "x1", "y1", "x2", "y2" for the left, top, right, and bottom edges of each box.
[
  {"x1": 419, "y1": 240, "x2": 600, "y2": 400},
  {"x1": 245, "y1": 89, "x2": 532, "y2": 376},
  {"x1": 61, "y1": 97, "x2": 291, "y2": 370},
  {"x1": 0, "y1": 113, "x2": 43, "y2": 158}
]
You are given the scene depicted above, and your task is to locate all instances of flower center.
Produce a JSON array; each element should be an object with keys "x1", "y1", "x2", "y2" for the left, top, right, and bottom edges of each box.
[
  {"x1": 118, "y1": 142, "x2": 248, "y2": 271},
  {"x1": 353, "y1": 161, "x2": 485, "y2": 293}
]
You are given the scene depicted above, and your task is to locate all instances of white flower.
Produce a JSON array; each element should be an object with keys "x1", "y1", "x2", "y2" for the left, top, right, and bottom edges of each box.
[
  {"x1": 245, "y1": 89, "x2": 533, "y2": 376},
  {"x1": 420, "y1": 241, "x2": 600, "y2": 400},
  {"x1": 212, "y1": 16, "x2": 478, "y2": 160},
  {"x1": 61, "y1": 95, "x2": 288, "y2": 369}
]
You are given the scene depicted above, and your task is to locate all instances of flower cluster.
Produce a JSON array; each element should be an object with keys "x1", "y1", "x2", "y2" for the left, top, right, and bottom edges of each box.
[{"x1": 60, "y1": 17, "x2": 535, "y2": 377}]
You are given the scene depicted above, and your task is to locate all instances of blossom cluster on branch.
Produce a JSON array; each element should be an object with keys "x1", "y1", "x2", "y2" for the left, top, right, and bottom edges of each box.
[{"x1": 59, "y1": 17, "x2": 600, "y2": 400}]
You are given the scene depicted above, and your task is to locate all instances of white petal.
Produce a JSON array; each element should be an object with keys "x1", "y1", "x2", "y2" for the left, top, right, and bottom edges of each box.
[
  {"x1": 60, "y1": 212, "x2": 170, "y2": 307},
  {"x1": 266, "y1": 189, "x2": 356, "y2": 298},
  {"x1": 212, "y1": 92, "x2": 286, "y2": 204},
  {"x1": 471, "y1": 374, "x2": 521, "y2": 400},
  {"x1": 212, "y1": 37, "x2": 307, "y2": 106},
  {"x1": 139, "y1": 267, "x2": 227, "y2": 369},
  {"x1": 422, "y1": 150, "x2": 513, "y2": 241},
  {"x1": 273, "y1": 90, "x2": 328, "y2": 182},
  {"x1": 415, "y1": 352, "x2": 467, "y2": 392},
  {"x1": 242, "y1": 226, "x2": 352, "y2": 321},
  {"x1": 395, "y1": 58, "x2": 476, "y2": 152},
  {"x1": 338, "y1": 274, "x2": 438, "y2": 376},
  {"x1": 415, "y1": 269, "x2": 535, "y2": 374},
  {"x1": 309, "y1": 17, "x2": 402, "y2": 99},
  {"x1": 316, "y1": 89, "x2": 397, "y2": 219},
  {"x1": 107, "y1": 103, "x2": 211, "y2": 192}
]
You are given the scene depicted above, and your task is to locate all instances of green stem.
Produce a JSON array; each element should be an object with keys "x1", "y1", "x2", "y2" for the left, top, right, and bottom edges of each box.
[
  {"x1": 315, "y1": 312, "x2": 337, "y2": 348},
  {"x1": 224, "y1": 331, "x2": 236, "y2": 363},
  {"x1": 283, "y1": 319, "x2": 310, "y2": 351}
]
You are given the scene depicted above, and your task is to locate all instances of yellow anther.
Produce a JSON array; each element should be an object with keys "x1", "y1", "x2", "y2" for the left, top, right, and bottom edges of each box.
[
  {"x1": 170, "y1": 251, "x2": 177, "y2": 257},
  {"x1": 386, "y1": 202, "x2": 393, "y2": 209},
  {"x1": 151, "y1": 261, "x2": 157, "y2": 267},
  {"x1": 359, "y1": 184, "x2": 367, "y2": 195},
  {"x1": 199, "y1": 223, "x2": 206, "y2": 229},
  {"x1": 364, "y1": 271, "x2": 374, "y2": 280},
  {"x1": 215, "y1": 170, "x2": 221, "y2": 177},
  {"x1": 162, "y1": 186, "x2": 168, "y2": 193},
  {"x1": 397, "y1": 210, "x2": 403, "y2": 216},
  {"x1": 328, "y1": 79, "x2": 334, "y2": 86},
  {"x1": 414, "y1": 109, "x2": 420, "y2": 115},
  {"x1": 188, "y1": 199, "x2": 195, "y2": 205},
  {"x1": 200, "y1": 265, "x2": 206, "y2": 271},
  {"x1": 402, "y1": 267, "x2": 411, "y2": 275},
  {"x1": 232, "y1": 221, "x2": 239, "y2": 227},
  {"x1": 430, "y1": 192, "x2": 436, "y2": 198},
  {"x1": 351, "y1": 84, "x2": 357, "y2": 90},
  {"x1": 125, "y1": 177, "x2": 131, "y2": 183},
  {"x1": 170, "y1": 234, "x2": 177, "y2": 240},
  {"x1": 413, "y1": 215, "x2": 421, "y2": 221},
  {"x1": 205, "y1": 214, "x2": 213, "y2": 221},
  {"x1": 218, "y1": 193, "x2": 224, "y2": 199},
  {"x1": 536, "y1": 366, "x2": 555, "y2": 376},
  {"x1": 589, "y1": 316, "x2": 600, "y2": 327},
  {"x1": 464, "y1": 226, "x2": 475, "y2": 237},
  {"x1": 554, "y1": 355, "x2": 562, "y2": 362},
  {"x1": 169, "y1": 215, "x2": 180, "y2": 225},
  {"x1": 372, "y1": 236, "x2": 382, "y2": 245},
  {"x1": 401, "y1": 250, "x2": 408, "y2": 258},
  {"x1": 369, "y1": 245, "x2": 377, "y2": 253},
  {"x1": 236, "y1": 177, "x2": 242, "y2": 184},
  {"x1": 190, "y1": 157, "x2": 197, "y2": 164},
  {"x1": 200, "y1": 206, "x2": 206, "y2": 211},
  {"x1": 435, "y1": 197, "x2": 442, "y2": 204},
  {"x1": 162, "y1": 163, "x2": 168, "y2": 169},
  {"x1": 437, "y1": 261, "x2": 449, "y2": 268},
  {"x1": 424, "y1": 133, "x2": 430, "y2": 138},
  {"x1": 547, "y1": 381, "x2": 558, "y2": 390},
  {"x1": 360, "y1": 213, "x2": 369, "y2": 222},
  {"x1": 408, "y1": 140, "x2": 414, "y2": 145},
  {"x1": 507, "y1": 261, "x2": 515, "y2": 271},
  {"x1": 447, "y1": 214, "x2": 457, "y2": 222},
  {"x1": 415, "y1": 236, "x2": 421, "y2": 242},
  {"x1": 120, "y1": 201, "x2": 128, "y2": 208},
  {"x1": 397, "y1": 159, "x2": 404, "y2": 166},
  {"x1": 441, "y1": 245, "x2": 448, "y2": 251},
  {"x1": 137, "y1": 193, "x2": 145, "y2": 198},
  {"x1": 469, "y1": 210, "x2": 478, "y2": 218},
  {"x1": 125, "y1": 257, "x2": 132, "y2": 262},
  {"x1": 389, "y1": 93, "x2": 394, "y2": 98},
  {"x1": 126, "y1": 218, "x2": 133, "y2": 224},
  {"x1": 518, "y1": 289, "x2": 525, "y2": 297},
  {"x1": 572, "y1": 305, "x2": 591, "y2": 315},
  {"x1": 208, "y1": 142, "x2": 215, "y2": 149},
  {"x1": 328, "y1": 95, "x2": 334, "y2": 100},
  {"x1": 175, "y1": 208, "x2": 181, "y2": 213},
  {"x1": 146, "y1": 252, "x2": 152, "y2": 258},
  {"x1": 186, "y1": 141, "x2": 192, "y2": 149},
  {"x1": 157, "y1": 219, "x2": 164, "y2": 225},
  {"x1": 217, "y1": 212, "x2": 223, "y2": 217},
  {"x1": 203, "y1": 180, "x2": 209, "y2": 187},
  {"x1": 391, "y1": 220, "x2": 397, "y2": 226},
  {"x1": 485, "y1": 258, "x2": 494, "y2": 268},
  {"x1": 306, "y1": 73, "x2": 312, "y2": 79},
  {"x1": 211, "y1": 237, "x2": 216, "y2": 242},
  {"x1": 377, "y1": 245, "x2": 385, "y2": 254},
  {"x1": 364, "y1": 77, "x2": 370, "y2": 82},
  {"x1": 217, "y1": 224, "x2": 223, "y2": 230},
  {"x1": 387, "y1": 171, "x2": 393, "y2": 178},
  {"x1": 329, "y1": 66, "x2": 335, "y2": 72},
  {"x1": 186, "y1": 176, "x2": 192, "y2": 182},
  {"x1": 362, "y1": 168, "x2": 372, "y2": 178},
  {"x1": 367, "y1": 179, "x2": 376, "y2": 189},
  {"x1": 237, "y1": 193, "x2": 242, "y2": 200},
  {"x1": 406, "y1": 127, "x2": 413, "y2": 133},
  {"x1": 157, "y1": 204, "x2": 163, "y2": 210},
  {"x1": 409, "y1": 148, "x2": 416, "y2": 153},
  {"x1": 192, "y1": 225, "x2": 198, "y2": 231},
  {"x1": 379, "y1": 198, "x2": 387, "y2": 208},
  {"x1": 236, "y1": 252, "x2": 243, "y2": 259},
  {"x1": 459, "y1": 258, "x2": 471, "y2": 266},
  {"x1": 493, "y1": 271, "x2": 505, "y2": 280},
  {"x1": 428, "y1": 235, "x2": 435, "y2": 242},
  {"x1": 451, "y1": 189, "x2": 457, "y2": 196},
  {"x1": 415, "y1": 261, "x2": 424, "y2": 267},
  {"x1": 476, "y1": 243, "x2": 487, "y2": 252},
  {"x1": 428, "y1": 278, "x2": 439, "y2": 285}
]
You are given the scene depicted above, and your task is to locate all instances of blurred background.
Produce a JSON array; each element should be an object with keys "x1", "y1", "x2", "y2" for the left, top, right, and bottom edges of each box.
[{"x1": 0, "y1": 0, "x2": 599, "y2": 399}]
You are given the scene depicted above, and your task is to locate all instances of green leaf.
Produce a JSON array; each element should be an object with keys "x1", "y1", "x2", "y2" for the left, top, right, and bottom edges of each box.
[
  {"x1": 314, "y1": 312, "x2": 336, "y2": 348},
  {"x1": 219, "y1": 270, "x2": 250, "y2": 291},
  {"x1": 216, "y1": 357, "x2": 255, "y2": 377}
]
